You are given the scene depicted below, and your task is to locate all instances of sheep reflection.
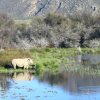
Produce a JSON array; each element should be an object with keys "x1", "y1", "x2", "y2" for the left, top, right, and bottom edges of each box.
[{"x1": 12, "y1": 72, "x2": 34, "y2": 81}]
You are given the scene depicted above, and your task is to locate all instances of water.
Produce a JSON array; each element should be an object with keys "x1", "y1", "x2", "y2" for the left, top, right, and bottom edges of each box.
[
  {"x1": 0, "y1": 54, "x2": 100, "y2": 100},
  {"x1": 0, "y1": 72, "x2": 100, "y2": 100}
]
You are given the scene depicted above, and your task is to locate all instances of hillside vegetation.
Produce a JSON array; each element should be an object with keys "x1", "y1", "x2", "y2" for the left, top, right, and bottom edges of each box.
[{"x1": 0, "y1": 12, "x2": 100, "y2": 49}]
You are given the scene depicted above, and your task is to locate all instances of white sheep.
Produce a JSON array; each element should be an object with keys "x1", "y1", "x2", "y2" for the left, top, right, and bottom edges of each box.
[{"x1": 12, "y1": 58, "x2": 33, "y2": 69}]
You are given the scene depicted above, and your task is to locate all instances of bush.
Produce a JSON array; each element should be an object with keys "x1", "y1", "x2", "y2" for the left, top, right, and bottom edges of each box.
[
  {"x1": 0, "y1": 13, "x2": 16, "y2": 49},
  {"x1": 44, "y1": 13, "x2": 67, "y2": 26},
  {"x1": 68, "y1": 11, "x2": 100, "y2": 27}
]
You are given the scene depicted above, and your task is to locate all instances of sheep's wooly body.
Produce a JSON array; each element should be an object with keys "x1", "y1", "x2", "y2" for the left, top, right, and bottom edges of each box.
[{"x1": 12, "y1": 58, "x2": 33, "y2": 69}]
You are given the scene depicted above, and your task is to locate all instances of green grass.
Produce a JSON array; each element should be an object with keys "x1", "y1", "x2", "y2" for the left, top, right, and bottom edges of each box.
[
  {"x1": 0, "y1": 48, "x2": 100, "y2": 74},
  {"x1": 0, "y1": 48, "x2": 77, "y2": 73},
  {"x1": 30, "y1": 48, "x2": 78, "y2": 73},
  {"x1": 0, "y1": 67, "x2": 35, "y2": 73}
]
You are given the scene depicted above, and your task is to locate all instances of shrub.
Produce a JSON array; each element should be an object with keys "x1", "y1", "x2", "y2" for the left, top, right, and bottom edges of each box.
[{"x1": 44, "y1": 13, "x2": 67, "y2": 26}]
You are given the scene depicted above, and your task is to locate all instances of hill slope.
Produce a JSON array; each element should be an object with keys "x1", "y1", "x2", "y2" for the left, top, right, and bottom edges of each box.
[{"x1": 0, "y1": 0, "x2": 100, "y2": 19}]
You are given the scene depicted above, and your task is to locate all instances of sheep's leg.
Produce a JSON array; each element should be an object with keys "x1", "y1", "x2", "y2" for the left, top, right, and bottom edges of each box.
[
  {"x1": 24, "y1": 66, "x2": 28, "y2": 70},
  {"x1": 13, "y1": 64, "x2": 16, "y2": 69},
  {"x1": 26, "y1": 66, "x2": 28, "y2": 70},
  {"x1": 23, "y1": 65, "x2": 28, "y2": 70},
  {"x1": 24, "y1": 66, "x2": 26, "y2": 70}
]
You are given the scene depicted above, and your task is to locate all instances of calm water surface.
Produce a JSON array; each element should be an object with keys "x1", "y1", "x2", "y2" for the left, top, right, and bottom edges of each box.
[{"x1": 0, "y1": 54, "x2": 100, "y2": 100}]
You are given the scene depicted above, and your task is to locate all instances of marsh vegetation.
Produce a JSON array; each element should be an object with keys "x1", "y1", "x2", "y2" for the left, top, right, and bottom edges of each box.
[{"x1": 0, "y1": 48, "x2": 100, "y2": 74}]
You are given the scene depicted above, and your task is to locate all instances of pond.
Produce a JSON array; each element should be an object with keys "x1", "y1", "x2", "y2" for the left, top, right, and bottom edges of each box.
[{"x1": 0, "y1": 54, "x2": 100, "y2": 100}]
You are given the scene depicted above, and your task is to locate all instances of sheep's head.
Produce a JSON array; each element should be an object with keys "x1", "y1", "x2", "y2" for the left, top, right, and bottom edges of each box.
[{"x1": 27, "y1": 58, "x2": 33, "y2": 65}]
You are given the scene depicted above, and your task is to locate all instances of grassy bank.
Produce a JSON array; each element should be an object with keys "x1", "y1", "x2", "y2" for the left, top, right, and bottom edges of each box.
[
  {"x1": 31, "y1": 48, "x2": 78, "y2": 74},
  {"x1": 0, "y1": 48, "x2": 100, "y2": 73},
  {"x1": 0, "y1": 48, "x2": 77, "y2": 72}
]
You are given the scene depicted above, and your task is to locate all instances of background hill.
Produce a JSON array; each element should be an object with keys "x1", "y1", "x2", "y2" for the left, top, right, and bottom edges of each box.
[{"x1": 0, "y1": 0, "x2": 100, "y2": 19}]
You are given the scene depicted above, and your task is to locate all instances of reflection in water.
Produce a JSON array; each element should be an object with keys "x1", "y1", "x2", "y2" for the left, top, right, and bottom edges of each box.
[
  {"x1": 76, "y1": 54, "x2": 100, "y2": 66},
  {"x1": 12, "y1": 72, "x2": 34, "y2": 81},
  {"x1": 63, "y1": 54, "x2": 100, "y2": 70},
  {"x1": 0, "y1": 71, "x2": 100, "y2": 100},
  {"x1": 0, "y1": 73, "x2": 11, "y2": 91},
  {"x1": 38, "y1": 71, "x2": 100, "y2": 94},
  {"x1": 81, "y1": 54, "x2": 100, "y2": 70}
]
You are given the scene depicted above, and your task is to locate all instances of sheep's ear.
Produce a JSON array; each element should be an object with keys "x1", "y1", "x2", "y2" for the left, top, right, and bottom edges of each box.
[{"x1": 27, "y1": 58, "x2": 30, "y2": 61}]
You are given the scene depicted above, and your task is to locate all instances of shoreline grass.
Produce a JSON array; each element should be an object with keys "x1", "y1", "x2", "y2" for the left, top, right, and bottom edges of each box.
[
  {"x1": 0, "y1": 67, "x2": 36, "y2": 73},
  {"x1": 0, "y1": 48, "x2": 100, "y2": 74}
]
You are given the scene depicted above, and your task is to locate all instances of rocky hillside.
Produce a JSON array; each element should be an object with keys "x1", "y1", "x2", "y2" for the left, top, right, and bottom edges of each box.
[{"x1": 0, "y1": 0, "x2": 100, "y2": 19}]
